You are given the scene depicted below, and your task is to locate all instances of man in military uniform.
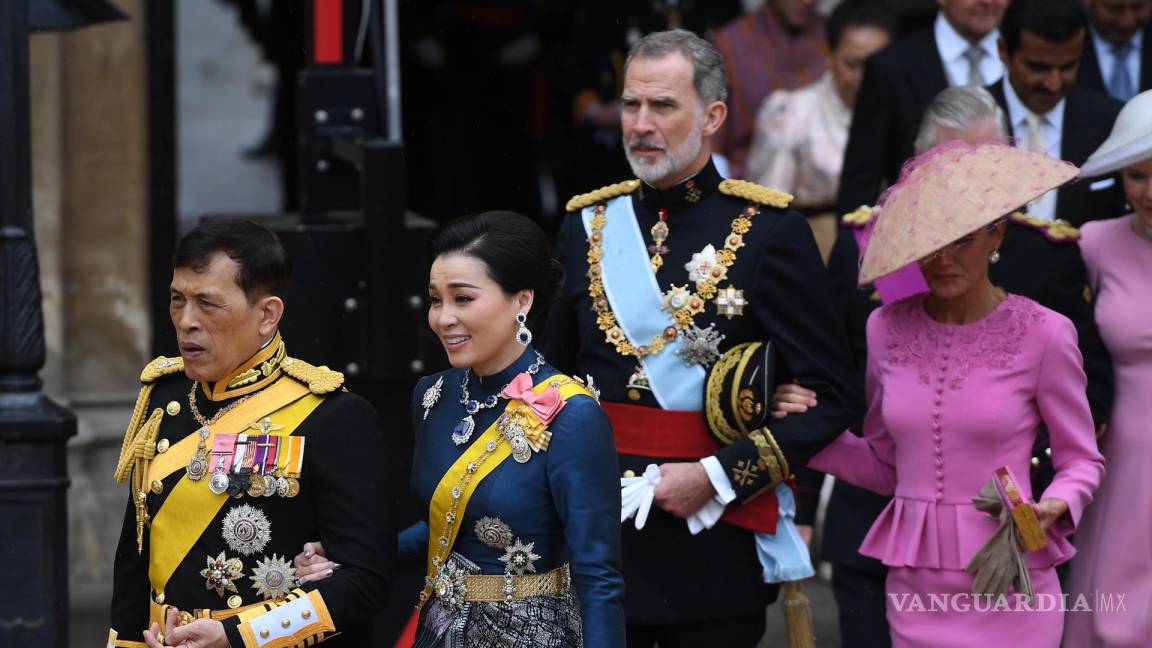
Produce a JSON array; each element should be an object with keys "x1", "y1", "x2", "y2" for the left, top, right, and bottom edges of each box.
[
  {"x1": 108, "y1": 219, "x2": 394, "y2": 647},
  {"x1": 543, "y1": 29, "x2": 856, "y2": 646}
]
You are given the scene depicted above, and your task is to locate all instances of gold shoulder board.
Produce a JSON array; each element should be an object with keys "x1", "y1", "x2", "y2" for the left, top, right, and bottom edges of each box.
[
  {"x1": 140, "y1": 356, "x2": 185, "y2": 383},
  {"x1": 1008, "y1": 211, "x2": 1081, "y2": 242},
  {"x1": 565, "y1": 179, "x2": 641, "y2": 212},
  {"x1": 281, "y1": 357, "x2": 345, "y2": 394},
  {"x1": 841, "y1": 205, "x2": 876, "y2": 228},
  {"x1": 718, "y1": 179, "x2": 793, "y2": 209}
]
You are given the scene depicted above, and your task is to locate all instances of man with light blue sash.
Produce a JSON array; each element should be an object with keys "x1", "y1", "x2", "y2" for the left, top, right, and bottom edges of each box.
[{"x1": 543, "y1": 29, "x2": 856, "y2": 647}]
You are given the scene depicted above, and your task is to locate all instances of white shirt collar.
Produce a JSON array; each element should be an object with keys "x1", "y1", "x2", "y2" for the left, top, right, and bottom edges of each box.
[
  {"x1": 1001, "y1": 76, "x2": 1065, "y2": 131},
  {"x1": 934, "y1": 12, "x2": 999, "y2": 65}
]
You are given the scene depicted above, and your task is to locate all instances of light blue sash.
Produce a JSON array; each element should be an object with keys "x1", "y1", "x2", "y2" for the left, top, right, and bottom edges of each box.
[
  {"x1": 582, "y1": 196, "x2": 705, "y2": 410},
  {"x1": 755, "y1": 484, "x2": 816, "y2": 582}
]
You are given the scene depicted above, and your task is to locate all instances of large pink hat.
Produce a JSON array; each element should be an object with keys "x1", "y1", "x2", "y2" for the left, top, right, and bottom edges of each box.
[{"x1": 859, "y1": 141, "x2": 1077, "y2": 285}]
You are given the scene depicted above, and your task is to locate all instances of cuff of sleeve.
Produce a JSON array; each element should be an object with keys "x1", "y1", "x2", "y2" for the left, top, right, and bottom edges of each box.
[
  {"x1": 748, "y1": 427, "x2": 791, "y2": 484},
  {"x1": 107, "y1": 629, "x2": 148, "y2": 648},
  {"x1": 235, "y1": 589, "x2": 335, "y2": 648},
  {"x1": 701, "y1": 456, "x2": 737, "y2": 505}
]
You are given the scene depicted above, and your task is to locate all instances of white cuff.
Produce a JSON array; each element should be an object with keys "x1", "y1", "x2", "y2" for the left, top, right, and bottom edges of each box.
[{"x1": 700, "y1": 456, "x2": 737, "y2": 505}]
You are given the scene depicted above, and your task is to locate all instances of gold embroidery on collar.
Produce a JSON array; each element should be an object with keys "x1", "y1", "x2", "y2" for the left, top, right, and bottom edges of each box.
[{"x1": 203, "y1": 334, "x2": 286, "y2": 401}]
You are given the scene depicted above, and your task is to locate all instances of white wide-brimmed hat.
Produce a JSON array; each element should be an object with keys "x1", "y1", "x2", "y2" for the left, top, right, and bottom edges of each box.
[
  {"x1": 1079, "y1": 90, "x2": 1152, "y2": 178},
  {"x1": 860, "y1": 141, "x2": 1077, "y2": 284}
]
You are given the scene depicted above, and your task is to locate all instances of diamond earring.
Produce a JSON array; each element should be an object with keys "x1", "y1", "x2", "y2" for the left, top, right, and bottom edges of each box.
[
  {"x1": 989, "y1": 250, "x2": 1001, "y2": 264},
  {"x1": 515, "y1": 313, "x2": 532, "y2": 346}
]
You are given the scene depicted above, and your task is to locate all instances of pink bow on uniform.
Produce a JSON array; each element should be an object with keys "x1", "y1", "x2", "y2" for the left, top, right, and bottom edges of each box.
[{"x1": 501, "y1": 372, "x2": 565, "y2": 424}]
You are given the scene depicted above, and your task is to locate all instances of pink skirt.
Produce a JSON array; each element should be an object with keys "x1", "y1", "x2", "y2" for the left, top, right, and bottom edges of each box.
[{"x1": 885, "y1": 567, "x2": 1064, "y2": 648}]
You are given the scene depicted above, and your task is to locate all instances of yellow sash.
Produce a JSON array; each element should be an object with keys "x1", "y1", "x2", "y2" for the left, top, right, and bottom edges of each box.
[
  {"x1": 421, "y1": 376, "x2": 592, "y2": 607},
  {"x1": 148, "y1": 388, "x2": 324, "y2": 596}
]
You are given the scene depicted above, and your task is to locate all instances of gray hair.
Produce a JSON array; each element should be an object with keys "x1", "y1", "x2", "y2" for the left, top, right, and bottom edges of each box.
[
  {"x1": 624, "y1": 29, "x2": 729, "y2": 105},
  {"x1": 914, "y1": 86, "x2": 1007, "y2": 154}
]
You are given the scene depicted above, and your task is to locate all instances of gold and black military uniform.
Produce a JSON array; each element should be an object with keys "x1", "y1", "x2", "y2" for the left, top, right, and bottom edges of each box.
[{"x1": 108, "y1": 334, "x2": 394, "y2": 647}]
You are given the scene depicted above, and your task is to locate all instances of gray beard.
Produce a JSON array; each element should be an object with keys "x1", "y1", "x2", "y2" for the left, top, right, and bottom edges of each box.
[{"x1": 624, "y1": 117, "x2": 705, "y2": 186}]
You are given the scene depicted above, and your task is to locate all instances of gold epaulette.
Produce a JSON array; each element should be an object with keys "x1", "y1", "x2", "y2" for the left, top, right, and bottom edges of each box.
[
  {"x1": 281, "y1": 357, "x2": 344, "y2": 394},
  {"x1": 1008, "y1": 211, "x2": 1081, "y2": 242},
  {"x1": 718, "y1": 179, "x2": 793, "y2": 209},
  {"x1": 565, "y1": 179, "x2": 641, "y2": 212},
  {"x1": 842, "y1": 205, "x2": 876, "y2": 228},
  {"x1": 140, "y1": 355, "x2": 184, "y2": 383}
]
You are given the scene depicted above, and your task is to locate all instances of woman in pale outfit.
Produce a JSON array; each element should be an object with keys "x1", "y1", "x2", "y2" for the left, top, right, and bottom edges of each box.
[
  {"x1": 785, "y1": 142, "x2": 1104, "y2": 647},
  {"x1": 293, "y1": 211, "x2": 626, "y2": 646},
  {"x1": 744, "y1": 0, "x2": 895, "y2": 262},
  {"x1": 1063, "y1": 89, "x2": 1152, "y2": 648}
]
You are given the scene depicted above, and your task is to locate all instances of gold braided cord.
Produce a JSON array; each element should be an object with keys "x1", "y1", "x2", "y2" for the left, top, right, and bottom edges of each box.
[
  {"x1": 280, "y1": 357, "x2": 344, "y2": 394},
  {"x1": 705, "y1": 346, "x2": 747, "y2": 446},
  {"x1": 139, "y1": 355, "x2": 184, "y2": 383},
  {"x1": 749, "y1": 430, "x2": 785, "y2": 486},
  {"x1": 114, "y1": 384, "x2": 157, "y2": 483},
  {"x1": 131, "y1": 407, "x2": 164, "y2": 552},
  {"x1": 1008, "y1": 210, "x2": 1081, "y2": 242},
  {"x1": 565, "y1": 179, "x2": 641, "y2": 212},
  {"x1": 718, "y1": 179, "x2": 793, "y2": 209}
]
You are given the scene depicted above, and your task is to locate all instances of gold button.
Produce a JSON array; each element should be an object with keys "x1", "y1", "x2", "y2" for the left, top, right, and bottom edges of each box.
[
  {"x1": 301, "y1": 610, "x2": 311, "y2": 620},
  {"x1": 150, "y1": 480, "x2": 164, "y2": 494},
  {"x1": 156, "y1": 438, "x2": 170, "y2": 453},
  {"x1": 227, "y1": 594, "x2": 242, "y2": 609},
  {"x1": 165, "y1": 401, "x2": 181, "y2": 416},
  {"x1": 623, "y1": 470, "x2": 636, "y2": 478},
  {"x1": 154, "y1": 592, "x2": 165, "y2": 604},
  {"x1": 260, "y1": 629, "x2": 270, "y2": 639},
  {"x1": 627, "y1": 388, "x2": 641, "y2": 401},
  {"x1": 281, "y1": 618, "x2": 291, "y2": 629}
]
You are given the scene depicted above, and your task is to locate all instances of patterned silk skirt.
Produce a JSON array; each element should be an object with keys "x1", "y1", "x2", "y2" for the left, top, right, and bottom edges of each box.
[{"x1": 413, "y1": 554, "x2": 582, "y2": 648}]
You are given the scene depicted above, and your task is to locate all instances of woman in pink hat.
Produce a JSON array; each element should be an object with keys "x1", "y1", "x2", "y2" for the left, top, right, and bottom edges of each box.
[
  {"x1": 800, "y1": 141, "x2": 1104, "y2": 647},
  {"x1": 1064, "y1": 89, "x2": 1152, "y2": 648}
]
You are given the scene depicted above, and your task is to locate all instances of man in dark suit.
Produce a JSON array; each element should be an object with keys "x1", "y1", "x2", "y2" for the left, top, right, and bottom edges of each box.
[
  {"x1": 989, "y1": 0, "x2": 1128, "y2": 225},
  {"x1": 836, "y1": 0, "x2": 1009, "y2": 214},
  {"x1": 1077, "y1": 0, "x2": 1152, "y2": 99}
]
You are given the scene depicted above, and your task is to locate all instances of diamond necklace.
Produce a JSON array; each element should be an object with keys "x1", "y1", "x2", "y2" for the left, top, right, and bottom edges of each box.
[{"x1": 453, "y1": 351, "x2": 545, "y2": 446}]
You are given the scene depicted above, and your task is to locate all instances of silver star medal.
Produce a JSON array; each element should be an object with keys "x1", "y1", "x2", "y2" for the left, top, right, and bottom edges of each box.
[
  {"x1": 677, "y1": 323, "x2": 726, "y2": 367},
  {"x1": 422, "y1": 376, "x2": 444, "y2": 420},
  {"x1": 221, "y1": 504, "x2": 271, "y2": 556},
  {"x1": 499, "y1": 538, "x2": 541, "y2": 575},
  {"x1": 250, "y1": 554, "x2": 298, "y2": 600}
]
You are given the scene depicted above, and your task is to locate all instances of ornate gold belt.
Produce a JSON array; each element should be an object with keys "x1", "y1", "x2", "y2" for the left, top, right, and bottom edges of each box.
[{"x1": 463, "y1": 563, "x2": 571, "y2": 602}]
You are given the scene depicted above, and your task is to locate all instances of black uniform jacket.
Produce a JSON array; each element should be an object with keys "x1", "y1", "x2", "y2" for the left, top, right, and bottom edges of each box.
[
  {"x1": 543, "y1": 159, "x2": 856, "y2": 623},
  {"x1": 109, "y1": 344, "x2": 394, "y2": 647}
]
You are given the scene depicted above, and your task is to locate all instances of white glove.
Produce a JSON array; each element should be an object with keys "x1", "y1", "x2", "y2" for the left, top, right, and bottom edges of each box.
[{"x1": 620, "y1": 464, "x2": 661, "y2": 529}]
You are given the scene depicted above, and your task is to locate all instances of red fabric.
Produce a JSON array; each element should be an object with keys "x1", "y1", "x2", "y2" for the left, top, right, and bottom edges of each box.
[
  {"x1": 312, "y1": 0, "x2": 343, "y2": 64},
  {"x1": 602, "y1": 401, "x2": 779, "y2": 533},
  {"x1": 393, "y1": 608, "x2": 419, "y2": 647}
]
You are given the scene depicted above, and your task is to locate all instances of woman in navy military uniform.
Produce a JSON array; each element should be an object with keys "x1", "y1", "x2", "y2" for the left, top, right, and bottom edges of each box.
[{"x1": 297, "y1": 211, "x2": 625, "y2": 647}]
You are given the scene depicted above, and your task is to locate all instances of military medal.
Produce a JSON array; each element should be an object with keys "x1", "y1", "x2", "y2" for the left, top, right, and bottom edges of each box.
[
  {"x1": 250, "y1": 554, "x2": 298, "y2": 600},
  {"x1": 715, "y1": 286, "x2": 747, "y2": 319},
  {"x1": 261, "y1": 436, "x2": 281, "y2": 498},
  {"x1": 186, "y1": 384, "x2": 258, "y2": 483},
  {"x1": 200, "y1": 551, "x2": 244, "y2": 598},
  {"x1": 474, "y1": 516, "x2": 514, "y2": 549},
  {"x1": 276, "y1": 436, "x2": 305, "y2": 498},
  {"x1": 186, "y1": 427, "x2": 210, "y2": 482},
  {"x1": 422, "y1": 375, "x2": 443, "y2": 420},
  {"x1": 499, "y1": 538, "x2": 541, "y2": 576},
  {"x1": 677, "y1": 323, "x2": 726, "y2": 367},
  {"x1": 648, "y1": 209, "x2": 670, "y2": 272},
  {"x1": 227, "y1": 435, "x2": 253, "y2": 497},
  {"x1": 222, "y1": 504, "x2": 272, "y2": 556},
  {"x1": 208, "y1": 434, "x2": 237, "y2": 495}
]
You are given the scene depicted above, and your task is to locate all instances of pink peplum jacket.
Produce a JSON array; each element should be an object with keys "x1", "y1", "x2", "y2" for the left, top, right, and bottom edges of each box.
[{"x1": 809, "y1": 294, "x2": 1105, "y2": 571}]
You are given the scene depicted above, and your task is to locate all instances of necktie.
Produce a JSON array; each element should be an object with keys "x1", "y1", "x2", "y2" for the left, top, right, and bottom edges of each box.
[
  {"x1": 964, "y1": 45, "x2": 986, "y2": 86},
  {"x1": 1108, "y1": 41, "x2": 1135, "y2": 101},
  {"x1": 1024, "y1": 113, "x2": 1046, "y2": 154}
]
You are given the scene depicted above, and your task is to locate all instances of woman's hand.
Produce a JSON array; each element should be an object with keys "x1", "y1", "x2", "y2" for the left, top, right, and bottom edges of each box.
[
  {"x1": 771, "y1": 382, "x2": 818, "y2": 419},
  {"x1": 293, "y1": 541, "x2": 339, "y2": 584},
  {"x1": 1033, "y1": 498, "x2": 1069, "y2": 532}
]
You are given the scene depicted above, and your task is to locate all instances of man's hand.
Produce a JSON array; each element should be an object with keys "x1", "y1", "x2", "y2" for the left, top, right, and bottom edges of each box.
[
  {"x1": 653, "y1": 462, "x2": 715, "y2": 518},
  {"x1": 771, "y1": 381, "x2": 817, "y2": 419},
  {"x1": 294, "y1": 541, "x2": 338, "y2": 584},
  {"x1": 1033, "y1": 498, "x2": 1069, "y2": 532},
  {"x1": 144, "y1": 608, "x2": 228, "y2": 648}
]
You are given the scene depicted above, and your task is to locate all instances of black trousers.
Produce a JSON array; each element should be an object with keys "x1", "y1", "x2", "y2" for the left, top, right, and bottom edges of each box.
[
  {"x1": 832, "y1": 563, "x2": 891, "y2": 648},
  {"x1": 626, "y1": 611, "x2": 766, "y2": 648}
]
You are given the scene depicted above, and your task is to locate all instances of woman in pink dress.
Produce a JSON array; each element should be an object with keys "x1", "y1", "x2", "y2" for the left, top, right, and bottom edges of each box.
[
  {"x1": 802, "y1": 142, "x2": 1105, "y2": 647},
  {"x1": 1064, "y1": 89, "x2": 1152, "y2": 648}
]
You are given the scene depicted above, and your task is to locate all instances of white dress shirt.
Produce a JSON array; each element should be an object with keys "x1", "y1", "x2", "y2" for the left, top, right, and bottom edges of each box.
[
  {"x1": 1002, "y1": 77, "x2": 1066, "y2": 221},
  {"x1": 934, "y1": 12, "x2": 1003, "y2": 87},
  {"x1": 1091, "y1": 27, "x2": 1143, "y2": 97}
]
